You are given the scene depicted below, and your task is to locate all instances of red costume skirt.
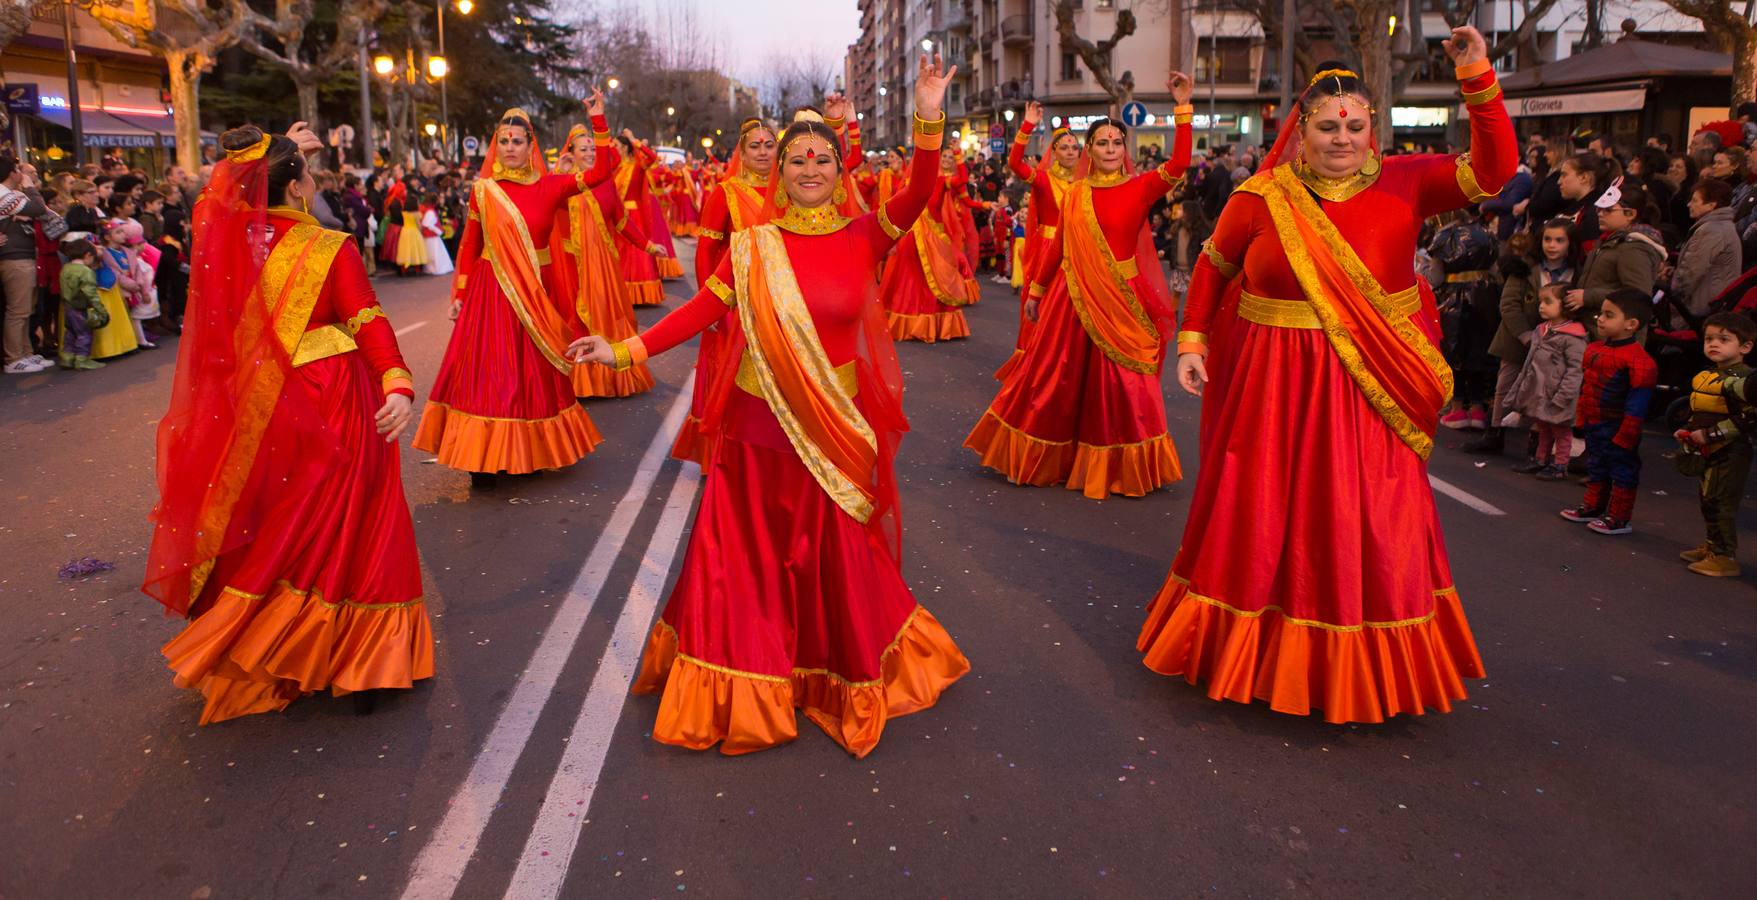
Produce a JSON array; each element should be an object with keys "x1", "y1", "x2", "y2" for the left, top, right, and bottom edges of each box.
[
  {"x1": 414, "y1": 274, "x2": 601, "y2": 473},
  {"x1": 668, "y1": 323, "x2": 725, "y2": 467},
  {"x1": 618, "y1": 241, "x2": 666, "y2": 306},
  {"x1": 1136, "y1": 318, "x2": 1484, "y2": 723},
  {"x1": 964, "y1": 272, "x2": 1182, "y2": 499},
  {"x1": 163, "y1": 350, "x2": 434, "y2": 724},
  {"x1": 877, "y1": 234, "x2": 972, "y2": 343},
  {"x1": 633, "y1": 396, "x2": 969, "y2": 757}
]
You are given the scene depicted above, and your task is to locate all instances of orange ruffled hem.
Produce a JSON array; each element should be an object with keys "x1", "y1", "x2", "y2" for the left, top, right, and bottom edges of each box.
[
  {"x1": 964, "y1": 410, "x2": 1181, "y2": 499},
  {"x1": 993, "y1": 348, "x2": 1024, "y2": 382},
  {"x1": 962, "y1": 277, "x2": 982, "y2": 305},
  {"x1": 573, "y1": 359, "x2": 655, "y2": 399},
  {"x1": 163, "y1": 582, "x2": 434, "y2": 725},
  {"x1": 887, "y1": 309, "x2": 970, "y2": 343},
  {"x1": 668, "y1": 414, "x2": 713, "y2": 467},
  {"x1": 1136, "y1": 576, "x2": 1485, "y2": 724},
  {"x1": 629, "y1": 279, "x2": 666, "y2": 306},
  {"x1": 630, "y1": 607, "x2": 970, "y2": 758},
  {"x1": 656, "y1": 255, "x2": 685, "y2": 279},
  {"x1": 413, "y1": 400, "x2": 602, "y2": 474}
]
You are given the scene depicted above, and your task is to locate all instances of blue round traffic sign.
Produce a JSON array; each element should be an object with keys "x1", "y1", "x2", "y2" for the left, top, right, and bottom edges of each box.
[{"x1": 1121, "y1": 101, "x2": 1148, "y2": 127}]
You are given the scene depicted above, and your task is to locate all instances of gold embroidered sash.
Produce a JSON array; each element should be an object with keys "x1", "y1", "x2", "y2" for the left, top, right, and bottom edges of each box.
[
  {"x1": 1061, "y1": 181, "x2": 1162, "y2": 374},
  {"x1": 474, "y1": 178, "x2": 575, "y2": 373}
]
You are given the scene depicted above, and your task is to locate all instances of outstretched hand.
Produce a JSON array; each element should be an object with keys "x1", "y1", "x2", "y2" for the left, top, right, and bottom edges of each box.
[
  {"x1": 1443, "y1": 25, "x2": 1488, "y2": 67},
  {"x1": 286, "y1": 121, "x2": 324, "y2": 156},
  {"x1": 1023, "y1": 100, "x2": 1043, "y2": 126},
  {"x1": 567, "y1": 335, "x2": 615, "y2": 365},
  {"x1": 585, "y1": 88, "x2": 606, "y2": 118},
  {"x1": 1166, "y1": 72, "x2": 1194, "y2": 105},
  {"x1": 374, "y1": 393, "x2": 413, "y2": 442},
  {"x1": 824, "y1": 93, "x2": 852, "y2": 121},
  {"x1": 914, "y1": 53, "x2": 958, "y2": 120}
]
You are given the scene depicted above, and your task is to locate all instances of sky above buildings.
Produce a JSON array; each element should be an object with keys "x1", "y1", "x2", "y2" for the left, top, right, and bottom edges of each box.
[{"x1": 629, "y1": 0, "x2": 860, "y2": 82}]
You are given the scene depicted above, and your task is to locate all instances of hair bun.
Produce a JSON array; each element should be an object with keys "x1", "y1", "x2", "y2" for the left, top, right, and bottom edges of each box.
[{"x1": 220, "y1": 126, "x2": 266, "y2": 153}]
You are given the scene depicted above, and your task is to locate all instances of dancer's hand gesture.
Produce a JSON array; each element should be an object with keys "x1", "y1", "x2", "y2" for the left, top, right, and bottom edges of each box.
[
  {"x1": 1023, "y1": 101, "x2": 1043, "y2": 127},
  {"x1": 585, "y1": 88, "x2": 606, "y2": 118},
  {"x1": 824, "y1": 93, "x2": 851, "y2": 122},
  {"x1": 568, "y1": 335, "x2": 615, "y2": 365},
  {"x1": 1167, "y1": 73, "x2": 1194, "y2": 105},
  {"x1": 1176, "y1": 352, "x2": 1208, "y2": 397},
  {"x1": 914, "y1": 53, "x2": 958, "y2": 120},
  {"x1": 1443, "y1": 25, "x2": 1487, "y2": 67},
  {"x1": 375, "y1": 393, "x2": 413, "y2": 442},
  {"x1": 287, "y1": 121, "x2": 323, "y2": 157}
]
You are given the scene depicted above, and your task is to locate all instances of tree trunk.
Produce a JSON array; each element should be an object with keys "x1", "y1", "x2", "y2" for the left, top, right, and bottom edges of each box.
[
  {"x1": 1354, "y1": 9, "x2": 1396, "y2": 149},
  {"x1": 165, "y1": 49, "x2": 205, "y2": 173},
  {"x1": 294, "y1": 77, "x2": 321, "y2": 135},
  {"x1": 1734, "y1": 28, "x2": 1756, "y2": 107}
]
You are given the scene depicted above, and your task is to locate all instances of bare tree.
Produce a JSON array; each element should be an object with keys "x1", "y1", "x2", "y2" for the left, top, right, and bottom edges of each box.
[
  {"x1": 88, "y1": 1, "x2": 254, "y2": 171},
  {"x1": 1051, "y1": 0, "x2": 1138, "y2": 112},
  {"x1": 1658, "y1": 0, "x2": 1757, "y2": 104},
  {"x1": 231, "y1": 0, "x2": 386, "y2": 136}
]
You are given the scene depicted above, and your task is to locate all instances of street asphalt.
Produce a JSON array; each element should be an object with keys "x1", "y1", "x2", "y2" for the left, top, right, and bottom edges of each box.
[{"x1": 2, "y1": 240, "x2": 1754, "y2": 899}]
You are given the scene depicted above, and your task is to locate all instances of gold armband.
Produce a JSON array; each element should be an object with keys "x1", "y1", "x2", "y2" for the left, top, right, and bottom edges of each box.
[
  {"x1": 453, "y1": 273, "x2": 468, "y2": 291},
  {"x1": 1028, "y1": 282, "x2": 1047, "y2": 299},
  {"x1": 610, "y1": 341, "x2": 633, "y2": 371},
  {"x1": 345, "y1": 304, "x2": 386, "y2": 335},
  {"x1": 705, "y1": 274, "x2": 734, "y2": 305},
  {"x1": 698, "y1": 227, "x2": 726, "y2": 241},
  {"x1": 382, "y1": 367, "x2": 414, "y2": 396},
  {"x1": 1454, "y1": 154, "x2": 1498, "y2": 203},
  {"x1": 1462, "y1": 81, "x2": 1502, "y2": 107},
  {"x1": 1454, "y1": 58, "x2": 1492, "y2": 81},
  {"x1": 913, "y1": 112, "x2": 945, "y2": 136},
  {"x1": 1175, "y1": 332, "x2": 1209, "y2": 357},
  {"x1": 877, "y1": 203, "x2": 904, "y2": 240},
  {"x1": 824, "y1": 115, "x2": 846, "y2": 130},
  {"x1": 1201, "y1": 240, "x2": 1239, "y2": 279}
]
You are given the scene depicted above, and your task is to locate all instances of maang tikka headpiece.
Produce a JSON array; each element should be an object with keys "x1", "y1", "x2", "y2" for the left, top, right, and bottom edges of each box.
[{"x1": 1300, "y1": 69, "x2": 1376, "y2": 124}]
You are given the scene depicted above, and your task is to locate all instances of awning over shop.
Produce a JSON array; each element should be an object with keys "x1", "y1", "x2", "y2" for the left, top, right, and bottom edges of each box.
[
  {"x1": 108, "y1": 112, "x2": 218, "y2": 146},
  {"x1": 1501, "y1": 39, "x2": 1730, "y2": 92},
  {"x1": 34, "y1": 107, "x2": 160, "y2": 148}
]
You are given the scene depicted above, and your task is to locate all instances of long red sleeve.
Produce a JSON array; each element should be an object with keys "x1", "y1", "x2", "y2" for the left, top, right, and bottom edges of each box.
[
  {"x1": 1008, "y1": 120, "x2": 1036, "y2": 181},
  {"x1": 636, "y1": 253, "x2": 736, "y2": 358},
  {"x1": 1415, "y1": 66, "x2": 1516, "y2": 220},
  {"x1": 868, "y1": 139, "x2": 942, "y2": 254},
  {"x1": 696, "y1": 184, "x2": 732, "y2": 283},
  {"x1": 321, "y1": 241, "x2": 414, "y2": 398},
  {"x1": 451, "y1": 192, "x2": 483, "y2": 301},
  {"x1": 1177, "y1": 192, "x2": 1261, "y2": 354}
]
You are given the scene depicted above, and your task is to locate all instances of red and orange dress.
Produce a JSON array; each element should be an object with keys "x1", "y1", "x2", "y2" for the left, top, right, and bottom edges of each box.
[
  {"x1": 876, "y1": 166, "x2": 976, "y2": 342},
  {"x1": 964, "y1": 112, "x2": 1193, "y2": 499},
  {"x1": 615, "y1": 142, "x2": 675, "y2": 301},
  {"x1": 146, "y1": 177, "x2": 431, "y2": 723},
  {"x1": 551, "y1": 124, "x2": 657, "y2": 400},
  {"x1": 672, "y1": 162, "x2": 775, "y2": 465},
  {"x1": 998, "y1": 119, "x2": 1079, "y2": 380},
  {"x1": 605, "y1": 116, "x2": 969, "y2": 758},
  {"x1": 1136, "y1": 63, "x2": 1515, "y2": 723},
  {"x1": 414, "y1": 113, "x2": 618, "y2": 474}
]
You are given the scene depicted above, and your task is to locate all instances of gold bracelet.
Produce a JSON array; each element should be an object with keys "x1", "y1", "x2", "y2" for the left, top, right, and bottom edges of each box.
[
  {"x1": 913, "y1": 111, "x2": 946, "y2": 136},
  {"x1": 610, "y1": 341, "x2": 632, "y2": 371},
  {"x1": 1454, "y1": 58, "x2": 1492, "y2": 80}
]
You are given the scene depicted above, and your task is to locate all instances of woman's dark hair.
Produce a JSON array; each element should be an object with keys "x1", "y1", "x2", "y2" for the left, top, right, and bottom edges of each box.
[
  {"x1": 219, "y1": 125, "x2": 305, "y2": 203},
  {"x1": 498, "y1": 112, "x2": 534, "y2": 142},
  {"x1": 1694, "y1": 175, "x2": 1733, "y2": 209},
  {"x1": 141, "y1": 190, "x2": 163, "y2": 206},
  {"x1": 1526, "y1": 144, "x2": 1551, "y2": 180},
  {"x1": 344, "y1": 174, "x2": 362, "y2": 190},
  {"x1": 1083, "y1": 117, "x2": 1128, "y2": 146},
  {"x1": 1669, "y1": 151, "x2": 1699, "y2": 187},
  {"x1": 421, "y1": 193, "x2": 439, "y2": 206},
  {"x1": 615, "y1": 134, "x2": 634, "y2": 153},
  {"x1": 777, "y1": 120, "x2": 843, "y2": 169},
  {"x1": 1296, "y1": 63, "x2": 1375, "y2": 122},
  {"x1": 1610, "y1": 182, "x2": 1661, "y2": 225},
  {"x1": 1561, "y1": 152, "x2": 1612, "y2": 190}
]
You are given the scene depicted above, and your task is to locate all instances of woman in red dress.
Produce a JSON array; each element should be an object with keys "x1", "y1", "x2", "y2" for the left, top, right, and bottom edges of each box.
[
  {"x1": 145, "y1": 124, "x2": 432, "y2": 723},
  {"x1": 413, "y1": 98, "x2": 620, "y2": 489},
  {"x1": 613, "y1": 132, "x2": 681, "y2": 301},
  {"x1": 551, "y1": 123, "x2": 666, "y2": 399},
  {"x1": 569, "y1": 56, "x2": 970, "y2": 758},
  {"x1": 964, "y1": 73, "x2": 1195, "y2": 500},
  {"x1": 996, "y1": 101, "x2": 1083, "y2": 381},
  {"x1": 1137, "y1": 28, "x2": 1513, "y2": 723},
  {"x1": 672, "y1": 117, "x2": 780, "y2": 465},
  {"x1": 876, "y1": 143, "x2": 978, "y2": 342}
]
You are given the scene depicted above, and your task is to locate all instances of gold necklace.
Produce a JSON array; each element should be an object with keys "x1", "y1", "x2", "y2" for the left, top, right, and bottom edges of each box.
[
  {"x1": 775, "y1": 203, "x2": 850, "y2": 235},
  {"x1": 492, "y1": 160, "x2": 539, "y2": 185},
  {"x1": 1087, "y1": 168, "x2": 1127, "y2": 187},
  {"x1": 1050, "y1": 161, "x2": 1077, "y2": 182},
  {"x1": 740, "y1": 170, "x2": 770, "y2": 188},
  {"x1": 1292, "y1": 156, "x2": 1380, "y2": 203}
]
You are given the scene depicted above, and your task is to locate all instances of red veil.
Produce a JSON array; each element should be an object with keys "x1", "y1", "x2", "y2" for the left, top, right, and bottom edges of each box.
[
  {"x1": 478, "y1": 108, "x2": 550, "y2": 180},
  {"x1": 695, "y1": 128, "x2": 911, "y2": 562},
  {"x1": 143, "y1": 137, "x2": 339, "y2": 615}
]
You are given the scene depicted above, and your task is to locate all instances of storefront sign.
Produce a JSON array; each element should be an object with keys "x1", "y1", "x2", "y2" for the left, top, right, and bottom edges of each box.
[
  {"x1": 1392, "y1": 106, "x2": 1451, "y2": 129},
  {"x1": 4, "y1": 84, "x2": 39, "y2": 115},
  {"x1": 1509, "y1": 87, "x2": 1647, "y2": 118}
]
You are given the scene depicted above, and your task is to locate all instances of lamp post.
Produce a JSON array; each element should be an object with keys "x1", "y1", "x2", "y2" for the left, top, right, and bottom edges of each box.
[
  {"x1": 61, "y1": 0, "x2": 83, "y2": 164},
  {"x1": 434, "y1": 0, "x2": 473, "y2": 161}
]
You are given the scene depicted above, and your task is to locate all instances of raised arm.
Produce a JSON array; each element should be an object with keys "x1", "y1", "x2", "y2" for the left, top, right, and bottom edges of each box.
[
  {"x1": 1415, "y1": 26, "x2": 1517, "y2": 219},
  {"x1": 1008, "y1": 103, "x2": 1042, "y2": 182},
  {"x1": 1118, "y1": 76, "x2": 1197, "y2": 222},
  {"x1": 864, "y1": 53, "x2": 957, "y2": 254}
]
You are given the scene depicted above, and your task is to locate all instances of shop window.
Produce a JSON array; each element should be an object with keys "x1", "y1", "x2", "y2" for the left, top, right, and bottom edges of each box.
[{"x1": 1193, "y1": 38, "x2": 1252, "y2": 84}]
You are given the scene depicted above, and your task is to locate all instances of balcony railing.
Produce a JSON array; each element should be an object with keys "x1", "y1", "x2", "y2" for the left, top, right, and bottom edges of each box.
[
  {"x1": 970, "y1": 87, "x2": 995, "y2": 112},
  {"x1": 1001, "y1": 14, "x2": 1032, "y2": 46}
]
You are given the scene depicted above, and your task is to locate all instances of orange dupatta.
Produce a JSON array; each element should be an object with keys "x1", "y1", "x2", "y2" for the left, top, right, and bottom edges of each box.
[
  {"x1": 722, "y1": 177, "x2": 771, "y2": 233},
  {"x1": 731, "y1": 224, "x2": 879, "y2": 522},
  {"x1": 1240, "y1": 165, "x2": 1453, "y2": 458},
  {"x1": 1060, "y1": 181, "x2": 1163, "y2": 374},
  {"x1": 473, "y1": 178, "x2": 576, "y2": 373},
  {"x1": 570, "y1": 186, "x2": 634, "y2": 334}
]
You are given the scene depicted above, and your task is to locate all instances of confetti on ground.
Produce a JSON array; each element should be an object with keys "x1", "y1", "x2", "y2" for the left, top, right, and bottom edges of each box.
[{"x1": 58, "y1": 557, "x2": 115, "y2": 579}]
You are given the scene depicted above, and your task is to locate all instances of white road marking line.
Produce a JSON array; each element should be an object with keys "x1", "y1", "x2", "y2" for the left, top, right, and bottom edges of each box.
[
  {"x1": 1428, "y1": 474, "x2": 1506, "y2": 517},
  {"x1": 503, "y1": 462, "x2": 702, "y2": 899},
  {"x1": 399, "y1": 384, "x2": 695, "y2": 900},
  {"x1": 395, "y1": 320, "x2": 429, "y2": 337}
]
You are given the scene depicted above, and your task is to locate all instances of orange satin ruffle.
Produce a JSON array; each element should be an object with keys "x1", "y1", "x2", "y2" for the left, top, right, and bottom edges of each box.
[
  {"x1": 1136, "y1": 577, "x2": 1484, "y2": 724},
  {"x1": 631, "y1": 607, "x2": 969, "y2": 758},
  {"x1": 964, "y1": 409, "x2": 1074, "y2": 486},
  {"x1": 1066, "y1": 433, "x2": 1182, "y2": 499},
  {"x1": 163, "y1": 582, "x2": 434, "y2": 725},
  {"x1": 994, "y1": 348, "x2": 1024, "y2": 382},
  {"x1": 887, "y1": 309, "x2": 970, "y2": 343},
  {"x1": 668, "y1": 414, "x2": 713, "y2": 466},
  {"x1": 657, "y1": 255, "x2": 685, "y2": 279},
  {"x1": 962, "y1": 277, "x2": 983, "y2": 306},
  {"x1": 413, "y1": 400, "x2": 602, "y2": 474},
  {"x1": 629, "y1": 279, "x2": 666, "y2": 306},
  {"x1": 572, "y1": 358, "x2": 654, "y2": 399}
]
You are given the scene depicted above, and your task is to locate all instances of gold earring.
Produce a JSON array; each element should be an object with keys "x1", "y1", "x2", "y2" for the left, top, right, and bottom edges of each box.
[
  {"x1": 774, "y1": 188, "x2": 789, "y2": 209},
  {"x1": 1360, "y1": 154, "x2": 1381, "y2": 177},
  {"x1": 832, "y1": 182, "x2": 847, "y2": 205}
]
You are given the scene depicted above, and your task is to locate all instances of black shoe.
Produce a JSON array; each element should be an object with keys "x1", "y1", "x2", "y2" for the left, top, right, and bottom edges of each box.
[
  {"x1": 1463, "y1": 428, "x2": 1505, "y2": 455},
  {"x1": 352, "y1": 690, "x2": 379, "y2": 716},
  {"x1": 1511, "y1": 458, "x2": 1545, "y2": 474},
  {"x1": 1535, "y1": 464, "x2": 1568, "y2": 481},
  {"x1": 470, "y1": 472, "x2": 499, "y2": 492}
]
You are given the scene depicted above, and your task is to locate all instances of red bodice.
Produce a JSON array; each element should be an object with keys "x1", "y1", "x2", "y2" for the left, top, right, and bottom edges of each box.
[{"x1": 268, "y1": 210, "x2": 413, "y2": 398}]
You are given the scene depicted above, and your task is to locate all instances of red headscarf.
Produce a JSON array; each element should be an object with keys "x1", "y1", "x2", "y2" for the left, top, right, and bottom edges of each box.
[
  {"x1": 1072, "y1": 119, "x2": 1178, "y2": 340},
  {"x1": 478, "y1": 108, "x2": 550, "y2": 181}
]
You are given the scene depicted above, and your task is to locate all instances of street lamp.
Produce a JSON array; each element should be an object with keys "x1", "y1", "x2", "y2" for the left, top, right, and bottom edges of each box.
[
  {"x1": 666, "y1": 105, "x2": 676, "y2": 116},
  {"x1": 607, "y1": 77, "x2": 620, "y2": 90},
  {"x1": 435, "y1": 0, "x2": 473, "y2": 161},
  {"x1": 701, "y1": 137, "x2": 713, "y2": 149},
  {"x1": 424, "y1": 121, "x2": 439, "y2": 137},
  {"x1": 373, "y1": 54, "x2": 396, "y2": 76},
  {"x1": 1003, "y1": 108, "x2": 1015, "y2": 122},
  {"x1": 456, "y1": 0, "x2": 473, "y2": 13},
  {"x1": 427, "y1": 55, "x2": 449, "y2": 79},
  {"x1": 920, "y1": 38, "x2": 932, "y2": 52}
]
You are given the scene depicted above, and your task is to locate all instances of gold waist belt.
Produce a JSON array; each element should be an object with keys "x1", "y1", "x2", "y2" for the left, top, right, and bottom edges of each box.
[
  {"x1": 1444, "y1": 269, "x2": 1492, "y2": 283},
  {"x1": 481, "y1": 244, "x2": 552, "y2": 267},
  {"x1": 291, "y1": 323, "x2": 356, "y2": 367},
  {"x1": 1237, "y1": 284, "x2": 1422, "y2": 330},
  {"x1": 735, "y1": 353, "x2": 858, "y2": 401}
]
